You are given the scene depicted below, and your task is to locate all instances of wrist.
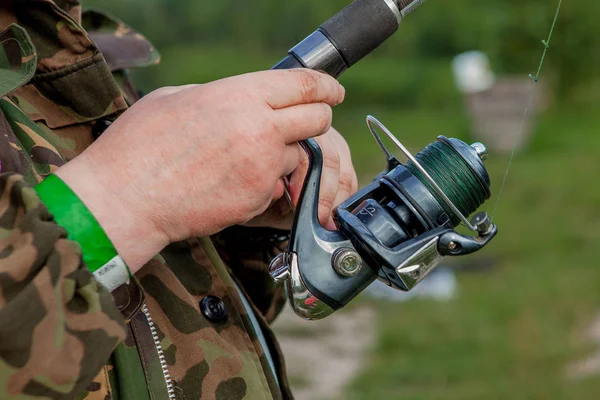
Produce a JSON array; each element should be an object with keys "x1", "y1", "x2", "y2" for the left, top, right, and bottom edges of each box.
[
  {"x1": 35, "y1": 174, "x2": 130, "y2": 291},
  {"x1": 54, "y1": 156, "x2": 169, "y2": 274}
]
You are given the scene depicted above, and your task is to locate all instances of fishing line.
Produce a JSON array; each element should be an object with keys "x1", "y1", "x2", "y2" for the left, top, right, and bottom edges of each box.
[
  {"x1": 406, "y1": 140, "x2": 490, "y2": 225},
  {"x1": 491, "y1": 0, "x2": 563, "y2": 221}
]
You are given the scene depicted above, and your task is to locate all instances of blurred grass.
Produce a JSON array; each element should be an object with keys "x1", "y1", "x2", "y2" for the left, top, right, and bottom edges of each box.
[
  {"x1": 342, "y1": 107, "x2": 600, "y2": 399},
  {"x1": 131, "y1": 44, "x2": 600, "y2": 398}
]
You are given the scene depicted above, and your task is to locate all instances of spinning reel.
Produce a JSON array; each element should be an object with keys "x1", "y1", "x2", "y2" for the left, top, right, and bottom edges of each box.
[
  {"x1": 267, "y1": 0, "x2": 498, "y2": 319},
  {"x1": 269, "y1": 117, "x2": 497, "y2": 320}
]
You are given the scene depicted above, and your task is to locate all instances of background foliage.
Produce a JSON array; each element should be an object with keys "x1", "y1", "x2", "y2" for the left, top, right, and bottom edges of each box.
[{"x1": 94, "y1": 0, "x2": 597, "y2": 104}]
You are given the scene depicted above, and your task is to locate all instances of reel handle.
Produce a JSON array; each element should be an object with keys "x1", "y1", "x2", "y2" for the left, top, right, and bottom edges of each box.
[{"x1": 269, "y1": 138, "x2": 378, "y2": 320}]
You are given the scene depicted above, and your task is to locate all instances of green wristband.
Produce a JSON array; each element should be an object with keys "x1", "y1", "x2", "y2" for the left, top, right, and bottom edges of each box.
[{"x1": 35, "y1": 174, "x2": 130, "y2": 291}]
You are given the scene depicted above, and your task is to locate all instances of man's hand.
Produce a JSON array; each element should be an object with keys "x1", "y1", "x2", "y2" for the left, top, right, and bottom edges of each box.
[
  {"x1": 55, "y1": 69, "x2": 345, "y2": 272},
  {"x1": 244, "y1": 127, "x2": 358, "y2": 230}
]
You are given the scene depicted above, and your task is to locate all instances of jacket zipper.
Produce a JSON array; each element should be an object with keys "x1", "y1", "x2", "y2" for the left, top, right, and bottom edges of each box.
[{"x1": 141, "y1": 304, "x2": 176, "y2": 399}]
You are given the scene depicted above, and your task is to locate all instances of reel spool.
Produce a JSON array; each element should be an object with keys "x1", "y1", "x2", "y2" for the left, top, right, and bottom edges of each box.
[
  {"x1": 406, "y1": 138, "x2": 490, "y2": 226},
  {"x1": 270, "y1": 116, "x2": 498, "y2": 320}
]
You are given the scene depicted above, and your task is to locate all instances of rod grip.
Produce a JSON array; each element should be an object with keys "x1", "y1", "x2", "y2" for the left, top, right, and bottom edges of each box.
[{"x1": 319, "y1": 0, "x2": 400, "y2": 67}]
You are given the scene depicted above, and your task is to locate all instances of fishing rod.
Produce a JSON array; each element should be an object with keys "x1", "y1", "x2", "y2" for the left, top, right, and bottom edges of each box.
[{"x1": 268, "y1": 0, "x2": 498, "y2": 320}]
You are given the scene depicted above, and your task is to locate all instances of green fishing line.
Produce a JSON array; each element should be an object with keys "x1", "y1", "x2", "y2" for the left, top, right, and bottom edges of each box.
[{"x1": 406, "y1": 141, "x2": 488, "y2": 226}]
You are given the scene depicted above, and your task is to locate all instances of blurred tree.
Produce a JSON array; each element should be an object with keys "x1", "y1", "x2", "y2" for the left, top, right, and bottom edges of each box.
[{"x1": 85, "y1": 0, "x2": 595, "y2": 105}]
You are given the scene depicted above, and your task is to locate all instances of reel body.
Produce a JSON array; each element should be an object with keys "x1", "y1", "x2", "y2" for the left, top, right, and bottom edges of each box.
[{"x1": 269, "y1": 117, "x2": 498, "y2": 320}]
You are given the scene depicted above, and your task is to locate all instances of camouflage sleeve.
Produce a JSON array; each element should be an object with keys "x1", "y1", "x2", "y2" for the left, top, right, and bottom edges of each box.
[
  {"x1": 212, "y1": 226, "x2": 288, "y2": 323},
  {"x1": 0, "y1": 173, "x2": 126, "y2": 399}
]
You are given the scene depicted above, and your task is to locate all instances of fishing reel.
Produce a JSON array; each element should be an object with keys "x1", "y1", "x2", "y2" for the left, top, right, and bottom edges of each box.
[
  {"x1": 266, "y1": 0, "x2": 496, "y2": 319},
  {"x1": 269, "y1": 116, "x2": 498, "y2": 320}
]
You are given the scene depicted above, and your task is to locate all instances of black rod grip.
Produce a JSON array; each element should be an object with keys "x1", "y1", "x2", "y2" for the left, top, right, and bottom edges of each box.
[{"x1": 319, "y1": 0, "x2": 400, "y2": 67}]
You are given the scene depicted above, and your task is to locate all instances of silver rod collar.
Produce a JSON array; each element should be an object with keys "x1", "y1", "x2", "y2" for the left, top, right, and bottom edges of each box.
[{"x1": 289, "y1": 30, "x2": 347, "y2": 78}]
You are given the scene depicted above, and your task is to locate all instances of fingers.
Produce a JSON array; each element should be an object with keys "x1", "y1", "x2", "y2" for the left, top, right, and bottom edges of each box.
[
  {"x1": 264, "y1": 144, "x2": 302, "y2": 204},
  {"x1": 272, "y1": 179, "x2": 285, "y2": 203},
  {"x1": 330, "y1": 130, "x2": 359, "y2": 211},
  {"x1": 257, "y1": 69, "x2": 345, "y2": 110},
  {"x1": 274, "y1": 103, "x2": 333, "y2": 144},
  {"x1": 271, "y1": 143, "x2": 303, "y2": 210},
  {"x1": 282, "y1": 143, "x2": 304, "y2": 177},
  {"x1": 332, "y1": 164, "x2": 358, "y2": 213},
  {"x1": 289, "y1": 134, "x2": 341, "y2": 229},
  {"x1": 318, "y1": 148, "x2": 341, "y2": 229},
  {"x1": 287, "y1": 129, "x2": 358, "y2": 230},
  {"x1": 288, "y1": 149, "x2": 310, "y2": 206}
]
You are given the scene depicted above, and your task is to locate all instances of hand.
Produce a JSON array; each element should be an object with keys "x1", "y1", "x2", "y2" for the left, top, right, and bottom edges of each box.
[
  {"x1": 244, "y1": 127, "x2": 358, "y2": 230},
  {"x1": 55, "y1": 69, "x2": 345, "y2": 272}
]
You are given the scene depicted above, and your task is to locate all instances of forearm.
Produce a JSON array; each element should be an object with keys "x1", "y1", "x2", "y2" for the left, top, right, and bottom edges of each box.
[{"x1": 0, "y1": 173, "x2": 126, "y2": 398}]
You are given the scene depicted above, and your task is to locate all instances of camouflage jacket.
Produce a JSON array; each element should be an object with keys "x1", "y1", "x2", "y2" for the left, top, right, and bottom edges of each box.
[{"x1": 0, "y1": 1, "x2": 293, "y2": 399}]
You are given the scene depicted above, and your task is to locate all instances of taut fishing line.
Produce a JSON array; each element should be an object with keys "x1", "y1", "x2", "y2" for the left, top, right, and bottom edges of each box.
[{"x1": 491, "y1": 0, "x2": 564, "y2": 221}]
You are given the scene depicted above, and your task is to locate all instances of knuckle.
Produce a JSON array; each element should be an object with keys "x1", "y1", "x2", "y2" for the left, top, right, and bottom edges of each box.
[
  {"x1": 238, "y1": 172, "x2": 257, "y2": 193},
  {"x1": 268, "y1": 119, "x2": 284, "y2": 141},
  {"x1": 238, "y1": 180, "x2": 272, "y2": 216},
  {"x1": 318, "y1": 193, "x2": 336, "y2": 215},
  {"x1": 298, "y1": 152, "x2": 310, "y2": 169},
  {"x1": 317, "y1": 104, "x2": 333, "y2": 134},
  {"x1": 257, "y1": 113, "x2": 281, "y2": 139},
  {"x1": 338, "y1": 173, "x2": 355, "y2": 195},
  {"x1": 322, "y1": 151, "x2": 341, "y2": 171},
  {"x1": 249, "y1": 125, "x2": 267, "y2": 143},
  {"x1": 250, "y1": 119, "x2": 275, "y2": 143},
  {"x1": 252, "y1": 166, "x2": 270, "y2": 189},
  {"x1": 250, "y1": 126, "x2": 267, "y2": 142},
  {"x1": 239, "y1": 155, "x2": 265, "y2": 184},
  {"x1": 260, "y1": 159, "x2": 281, "y2": 188},
  {"x1": 298, "y1": 70, "x2": 320, "y2": 103},
  {"x1": 150, "y1": 86, "x2": 172, "y2": 97}
]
